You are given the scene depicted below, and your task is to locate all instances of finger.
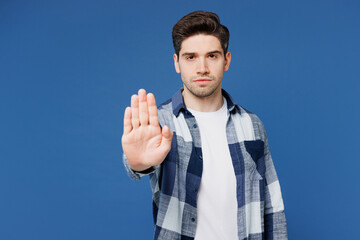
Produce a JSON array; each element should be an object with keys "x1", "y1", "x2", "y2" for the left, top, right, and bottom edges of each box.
[
  {"x1": 123, "y1": 107, "x2": 132, "y2": 135},
  {"x1": 158, "y1": 125, "x2": 173, "y2": 155},
  {"x1": 138, "y1": 89, "x2": 149, "y2": 126},
  {"x1": 131, "y1": 94, "x2": 140, "y2": 129},
  {"x1": 162, "y1": 125, "x2": 173, "y2": 140},
  {"x1": 147, "y1": 93, "x2": 159, "y2": 126}
]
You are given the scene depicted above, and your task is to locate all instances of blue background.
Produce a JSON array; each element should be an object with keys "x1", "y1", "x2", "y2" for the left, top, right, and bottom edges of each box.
[{"x1": 1, "y1": 0, "x2": 359, "y2": 239}]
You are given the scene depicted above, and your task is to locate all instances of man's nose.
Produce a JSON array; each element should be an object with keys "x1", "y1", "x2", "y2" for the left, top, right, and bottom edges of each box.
[{"x1": 197, "y1": 57, "x2": 209, "y2": 75}]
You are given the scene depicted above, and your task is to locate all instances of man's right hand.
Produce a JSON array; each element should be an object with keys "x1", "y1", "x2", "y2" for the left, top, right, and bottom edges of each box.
[{"x1": 121, "y1": 89, "x2": 173, "y2": 172}]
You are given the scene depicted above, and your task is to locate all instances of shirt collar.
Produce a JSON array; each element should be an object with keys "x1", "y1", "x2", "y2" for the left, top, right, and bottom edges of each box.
[{"x1": 172, "y1": 88, "x2": 240, "y2": 116}]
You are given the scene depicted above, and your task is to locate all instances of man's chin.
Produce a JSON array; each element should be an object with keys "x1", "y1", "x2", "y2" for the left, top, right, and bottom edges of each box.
[{"x1": 187, "y1": 87, "x2": 220, "y2": 98}]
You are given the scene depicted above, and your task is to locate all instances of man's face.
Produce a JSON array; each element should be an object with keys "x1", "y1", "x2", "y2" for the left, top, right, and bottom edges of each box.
[{"x1": 174, "y1": 34, "x2": 231, "y2": 99}]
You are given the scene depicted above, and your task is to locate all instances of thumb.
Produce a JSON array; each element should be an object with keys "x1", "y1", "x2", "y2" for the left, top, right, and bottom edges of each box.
[
  {"x1": 162, "y1": 125, "x2": 173, "y2": 141},
  {"x1": 159, "y1": 125, "x2": 173, "y2": 151}
]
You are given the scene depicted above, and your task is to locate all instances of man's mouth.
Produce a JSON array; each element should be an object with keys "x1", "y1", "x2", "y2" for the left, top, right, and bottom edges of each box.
[{"x1": 193, "y1": 78, "x2": 212, "y2": 84}]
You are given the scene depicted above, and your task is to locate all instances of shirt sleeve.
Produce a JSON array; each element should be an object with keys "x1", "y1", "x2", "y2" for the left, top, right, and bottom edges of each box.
[
  {"x1": 260, "y1": 122, "x2": 288, "y2": 239},
  {"x1": 122, "y1": 152, "x2": 158, "y2": 180}
]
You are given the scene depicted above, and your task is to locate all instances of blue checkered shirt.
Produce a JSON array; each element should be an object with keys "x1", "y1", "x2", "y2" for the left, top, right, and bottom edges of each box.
[{"x1": 123, "y1": 89, "x2": 287, "y2": 240}]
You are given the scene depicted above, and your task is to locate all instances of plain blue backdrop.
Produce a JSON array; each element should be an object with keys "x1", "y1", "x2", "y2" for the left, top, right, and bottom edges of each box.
[{"x1": 1, "y1": 0, "x2": 359, "y2": 239}]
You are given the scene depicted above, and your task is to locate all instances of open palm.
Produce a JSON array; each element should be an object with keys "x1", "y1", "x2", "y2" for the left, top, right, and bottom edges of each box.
[{"x1": 121, "y1": 89, "x2": 173, "y2": 172}]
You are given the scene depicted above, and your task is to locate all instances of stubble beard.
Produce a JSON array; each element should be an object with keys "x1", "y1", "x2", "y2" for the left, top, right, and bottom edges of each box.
[{"x1": 182, "y1": 75, "x2": 221, "y2": 98}]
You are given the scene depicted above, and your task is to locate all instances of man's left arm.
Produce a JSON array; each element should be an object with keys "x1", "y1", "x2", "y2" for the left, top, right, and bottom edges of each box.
[{"x1": 261, "y1": 123, "x2": 288, "y2": 239}]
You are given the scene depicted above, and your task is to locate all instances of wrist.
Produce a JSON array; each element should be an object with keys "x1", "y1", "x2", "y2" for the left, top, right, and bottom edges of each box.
[
  {"x1": 132, "y1": 166, "x2": 155, "y2": 174},
  {"x1": 129, "y1": 162, "x2": 153, "y2": 172}
]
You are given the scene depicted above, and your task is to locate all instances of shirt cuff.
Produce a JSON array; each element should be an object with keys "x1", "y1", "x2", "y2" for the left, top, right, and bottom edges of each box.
[{"x1": 122, "y1": 153, "x2": 157, "y2": 180}]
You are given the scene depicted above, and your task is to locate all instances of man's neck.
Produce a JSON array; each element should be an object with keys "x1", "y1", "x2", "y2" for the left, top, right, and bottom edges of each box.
[{"x1": 182, "y1": 87, "x2": 224, "y2": 112}]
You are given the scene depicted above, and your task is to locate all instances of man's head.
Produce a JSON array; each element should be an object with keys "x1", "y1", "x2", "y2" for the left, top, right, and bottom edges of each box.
[
  {"x1": 172, "y1": 11, "x2": 231, "y2": 100},
  {"x1": 172, "y1": 11, "x2": 230, "y2": 59}
]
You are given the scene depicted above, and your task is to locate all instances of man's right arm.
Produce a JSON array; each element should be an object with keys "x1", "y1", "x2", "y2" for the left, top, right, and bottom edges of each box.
[{"x1": 121, "y1": 89, "x2": 173, "y2": 179}]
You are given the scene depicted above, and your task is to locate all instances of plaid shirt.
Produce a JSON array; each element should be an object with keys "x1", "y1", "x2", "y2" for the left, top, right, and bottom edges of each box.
[{"x1": 123, "y1": 89, "x2": 287, "y2": 240}]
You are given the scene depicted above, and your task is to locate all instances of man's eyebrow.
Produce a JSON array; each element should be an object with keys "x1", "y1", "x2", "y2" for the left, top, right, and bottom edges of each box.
[
  {"x1": 181, "y1": 50, "x2": 223, "y2": 57},
  {"x1": 208, "y1": 50, "x2": 223, "y2": 55},
  {"x1": 181, "y1": 52, "x2": 196, "y2": 57}
]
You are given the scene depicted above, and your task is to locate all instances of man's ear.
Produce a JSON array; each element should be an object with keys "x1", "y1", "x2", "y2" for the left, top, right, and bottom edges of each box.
[
  {"x1": 173, "y1": 54, "x2": 181, "y2": 73},
  {"x1": 224, "y1": 52, "x2": 231, "y2": 71}
]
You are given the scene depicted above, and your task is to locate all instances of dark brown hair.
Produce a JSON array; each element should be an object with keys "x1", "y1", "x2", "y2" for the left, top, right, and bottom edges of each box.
[{"x1": 172, "y1": 11, "x2": 230, "y2": 59}]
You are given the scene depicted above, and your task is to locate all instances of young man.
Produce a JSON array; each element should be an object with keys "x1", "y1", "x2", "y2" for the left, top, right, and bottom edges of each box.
[{"x1": 122, "y1": 11, "x2": 287, "y2": 240}]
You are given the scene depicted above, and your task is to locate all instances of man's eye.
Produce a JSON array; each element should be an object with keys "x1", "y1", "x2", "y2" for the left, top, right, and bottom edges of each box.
[
  {"x1": 187, "y1": 56, "x2": 194, "y2": 60},
  {"x1": 209, "y1": 54, "x2": 216, "y2": 58}
]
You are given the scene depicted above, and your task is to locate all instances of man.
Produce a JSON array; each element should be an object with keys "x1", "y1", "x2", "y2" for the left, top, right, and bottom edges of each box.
[{"x1": 122, "y1": 11, "x2": 287, "y2": 240}]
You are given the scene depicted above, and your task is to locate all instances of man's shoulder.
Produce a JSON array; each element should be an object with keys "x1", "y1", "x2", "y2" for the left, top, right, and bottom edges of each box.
[
  {"x1": 156, "y1": 88, "x2": 184, "y2": 116},
  {"x1": 222, "y1": 88, "x2": 263, "y2": 124},
  {"x1": 237, "y1": 104, "x2": 262, "y2": 124},
  {"x1": 241, "y1": 108, "x2": 269, "y2": 144},
  {"x1": 229, "y1": 100, "x2": 267, "y2": 141},
  {"x1": 158, "y1": 97, "x2": 173, "y2": 112},
  {"x1": 156, "y1": 97, "x2": 176, "y2": 127}
]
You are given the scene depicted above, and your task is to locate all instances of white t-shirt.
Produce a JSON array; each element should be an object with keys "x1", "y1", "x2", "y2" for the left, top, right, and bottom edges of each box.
[{"x1": 188, "y1": 98, "x2": 238, "y2": 240}]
